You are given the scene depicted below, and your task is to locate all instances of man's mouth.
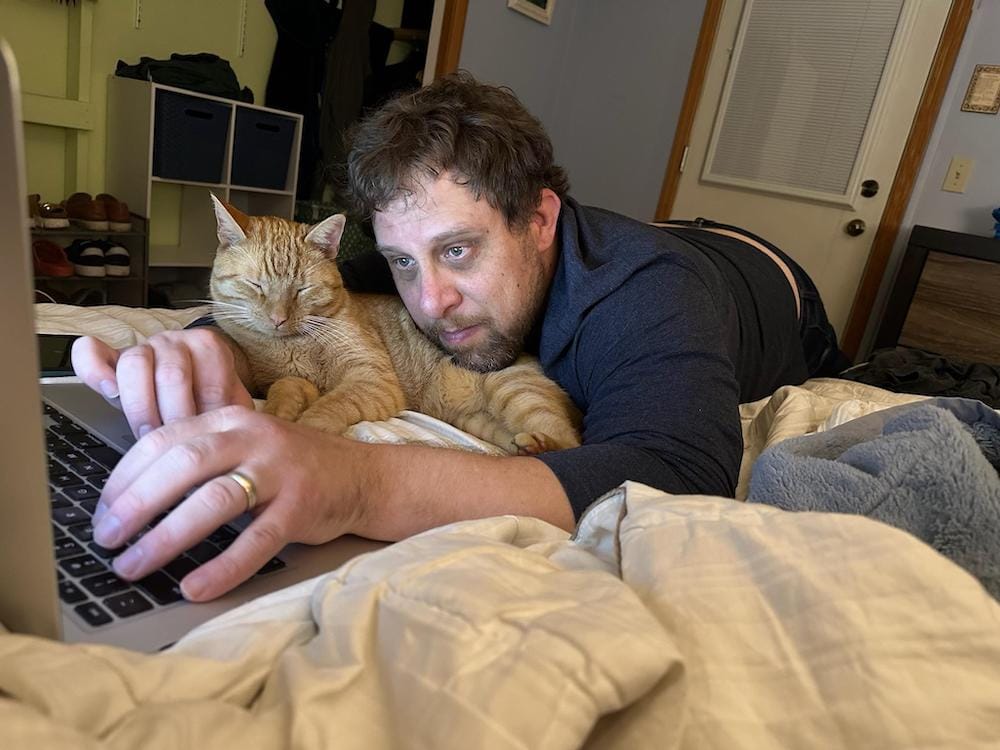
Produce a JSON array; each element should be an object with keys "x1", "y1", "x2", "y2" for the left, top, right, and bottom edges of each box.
[{"x1": 439, "y1": 324, "x2": 481, "y2": 347}]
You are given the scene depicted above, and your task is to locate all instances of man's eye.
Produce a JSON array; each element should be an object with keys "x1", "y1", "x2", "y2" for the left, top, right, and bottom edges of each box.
[
  {"x1": 445, "y1": 245, "x2": 467, "y2": 259},
  {"x1": 392, "y1": 257, "x2": 414, "y2": 270}
]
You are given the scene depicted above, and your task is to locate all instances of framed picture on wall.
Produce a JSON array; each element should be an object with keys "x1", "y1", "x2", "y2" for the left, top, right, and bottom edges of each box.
[{"x1": 508, "y1": 0, "x2": 556, "y2": 25}]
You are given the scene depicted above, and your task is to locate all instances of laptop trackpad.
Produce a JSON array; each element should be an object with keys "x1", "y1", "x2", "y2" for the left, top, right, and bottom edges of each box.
[{"x1": 41, "y1": 380, "x2": 136, "y2": 454}]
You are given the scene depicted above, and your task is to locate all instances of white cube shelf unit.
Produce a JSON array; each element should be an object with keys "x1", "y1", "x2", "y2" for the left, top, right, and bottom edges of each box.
[{"x1": 106, "y1": 77, "x2": 303, "y2": 268}]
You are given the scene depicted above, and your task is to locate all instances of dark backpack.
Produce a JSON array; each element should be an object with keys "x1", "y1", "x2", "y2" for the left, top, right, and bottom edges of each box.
[{"x1": 115, "y1": 52, "x2": 254, "y2": 103}]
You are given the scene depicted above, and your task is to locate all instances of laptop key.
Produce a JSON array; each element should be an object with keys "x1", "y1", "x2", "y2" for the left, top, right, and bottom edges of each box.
[
  {"x1": 68, "y1": 434, "x2": 104, "y2": 450},
  {"x1": 54, "y1": 538, "x2": 84, "y2": 559},
  {"x1": 51, "y1": 496, "x2": 72, "y2": 510},
  {"x1": 80, "y1": 572, "x2": 131, "y2": 598},
  {"x1": 87, "y1": 541, "x2": 122, "y2": 559},
  {"x1": 163, "y1": 555, "x2": 198, "y2": 582},
  {"x1": 52, "y1": 505, "x2": 90, "y2": 526},
  {"x1": 63, "y1": 485, "x2": 99, "y2": 502},
  {"x1": 60, "y1": 553, "x2": 105, "y2": 578},
  {"x1": 58, "y1": 580, "x2": 87, "y2": 604},
  {"x1": 67, "y1": 522, "x2": 94, "y2": 543},
  {"x1": 68, "y1": 460, "x2": 105, "y2": 477},
  {"x1": 49, "y1": 471, "x2": 83, "y2": 488},
  {"x1": 89, "y1": 475, "x2": 109, "y2": 490},
  {"x1": 86, "y1": 446, "x2": 123, "y2": 469},
  {"x1": 52, "y1": 524, "x2": 66, "y2": 540},
  {"x1": 78, "y1": 498, "x2": 99, "y2": 514},
  {"x1": 185, "y1": 541, "x2": 221, "y2": 564},
  {"x1": 136, "y1": 571, "x2": 184, "y2": 605},
  {"x1": 103, "y1": 591, "x2": 153, "y2": 618},
  {"x1": 208, "y1": 525, "x2": 238, "y2": 545},
  {"x1": 74, "y1": 601, "x2": 113, "y2": 627},
  {"x1": 50, "y1": 422, "x2": 85, "y2": 437}
]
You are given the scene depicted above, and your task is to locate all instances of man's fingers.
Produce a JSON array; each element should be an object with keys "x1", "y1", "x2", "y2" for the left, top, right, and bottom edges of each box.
[
  {"x1": 109, "y1": 470, "x2": 265, "y2": 584},
  {"x1": 190, "y1": 334, "x2": 253, "y2": 413},
  {"x1": 70, "y1": 336, "x2": 121, "y2": 400},
  {"x1": 101, "y1": 405, "x2": 254, "y2": 504},
  {"x1": 148, "y1": 338, "x2": 198, "y2": 424},
  {"x1": 178, "y1": 516, "x2": 287, "y2": 601},
  {"x1": 95, "y1": 428, "x2": 243, "y2": 549},
  {"x1": 115, "y1": 344, "x2": 161, "y2": 437}
]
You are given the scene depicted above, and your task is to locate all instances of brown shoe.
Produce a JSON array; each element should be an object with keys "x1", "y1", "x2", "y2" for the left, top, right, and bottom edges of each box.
[
  {"x1": 64, "y1": 192, "x2": 109, "y2": 231},
  {"x1": 32, "y1": 239, "x2": 75, "y2": 277},
  {"x1": 38, "y1": 200, "x2": 69, "y2": 229},
  {"x1": 95, "y1": 193, "x2": 132, "y2": 231}
]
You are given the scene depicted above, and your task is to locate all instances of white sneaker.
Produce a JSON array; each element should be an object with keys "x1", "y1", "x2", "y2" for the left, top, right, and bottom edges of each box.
[{"x1": 103, "y1": 241, "x2": 131, "y2": 277}]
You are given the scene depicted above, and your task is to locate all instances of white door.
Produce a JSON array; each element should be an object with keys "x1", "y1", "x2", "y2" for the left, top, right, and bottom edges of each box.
[{"x1": 670, "y1": 0, "x2": 950, "y2": 334}]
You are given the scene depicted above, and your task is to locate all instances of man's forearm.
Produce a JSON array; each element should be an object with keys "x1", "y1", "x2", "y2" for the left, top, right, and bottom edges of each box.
[{"x1": 350, "y1": 442, "x2": 576, "y2": 540}]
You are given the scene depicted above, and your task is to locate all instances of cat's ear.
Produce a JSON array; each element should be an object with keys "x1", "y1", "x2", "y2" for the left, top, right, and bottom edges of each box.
[
  {"x1": 210, "y1": 193, "x2": 249, "y2": 248},
  {"x1": 304, "y1": 214, "x2": 347, "y2": 260}
]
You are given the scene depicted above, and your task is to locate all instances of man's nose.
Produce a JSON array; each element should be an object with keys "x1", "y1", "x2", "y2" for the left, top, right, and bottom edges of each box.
[{"x1": 418, "y1": 269, "x2": 461, "y2": 319}]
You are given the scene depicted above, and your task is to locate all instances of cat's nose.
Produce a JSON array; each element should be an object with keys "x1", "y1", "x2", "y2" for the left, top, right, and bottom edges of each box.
[{"x1": 270, "y1": 314, "x2": 288, "y2": 329}]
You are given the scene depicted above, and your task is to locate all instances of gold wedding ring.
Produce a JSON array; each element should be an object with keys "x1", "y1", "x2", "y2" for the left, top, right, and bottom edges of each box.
[{"x1": 227, "y1": 471, "x2": 258, "y2": 513}]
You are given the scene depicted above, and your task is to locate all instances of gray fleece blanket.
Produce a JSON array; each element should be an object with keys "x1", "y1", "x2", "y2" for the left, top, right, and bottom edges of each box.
[{"x1": 748, "y1": 397, "x2": 1000, "y2": 599}]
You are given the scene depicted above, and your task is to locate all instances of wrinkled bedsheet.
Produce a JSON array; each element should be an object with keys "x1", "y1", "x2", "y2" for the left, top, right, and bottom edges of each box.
[{"x1": 9, "y1": 304, "x2": 995, "y2": 748}]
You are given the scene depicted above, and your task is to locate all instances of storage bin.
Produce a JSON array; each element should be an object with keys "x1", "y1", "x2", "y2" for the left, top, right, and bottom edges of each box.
[
  {"x1": 152, "y1": 91, "x2": 231, "y2": 184},
  {"x1": 230, "y1": 108, "x2": 296, "y2": 191}
]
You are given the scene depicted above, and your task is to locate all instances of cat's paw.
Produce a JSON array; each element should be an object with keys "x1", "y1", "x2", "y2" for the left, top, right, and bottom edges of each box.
[
  {"x1": 263, "y1": 400, "x2": 307, "y2": 422},
  {"x1": 512, "y1": 431, "x2": 561, "y2": 455}
]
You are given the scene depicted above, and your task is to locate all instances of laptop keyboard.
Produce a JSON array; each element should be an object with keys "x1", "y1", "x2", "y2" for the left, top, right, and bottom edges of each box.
[{"x1": 43, "y1": 401, "x2": 286, "y2": 629}]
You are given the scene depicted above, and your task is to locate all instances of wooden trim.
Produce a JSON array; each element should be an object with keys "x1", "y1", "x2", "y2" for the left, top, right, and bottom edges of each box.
[
  {"x1": 840, "y1": 0, "x2": 974, "y2": 360},
  {"x1": 435, "y1": 0, "x2": 470, "y2": 78},
  {"x1": 653, "y1": 0, "x2": 725, "y2": 221}
]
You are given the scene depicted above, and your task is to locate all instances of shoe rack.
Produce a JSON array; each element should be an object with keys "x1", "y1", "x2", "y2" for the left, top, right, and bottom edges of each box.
[
  {"x1": 32, "y1": 215, "x2": 148, "y2": 307},
  {"x1": 105, "y1": 77, "x2": 302, "y2": 270}
]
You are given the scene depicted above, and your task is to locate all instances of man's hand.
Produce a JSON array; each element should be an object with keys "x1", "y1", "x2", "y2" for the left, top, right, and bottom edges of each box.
[
  {"x1": 92, "y1": 406, "x2": 368, "y2": 601},
  {"x1": 71, "y1": 329, "x2": 254, "y2": 438}
]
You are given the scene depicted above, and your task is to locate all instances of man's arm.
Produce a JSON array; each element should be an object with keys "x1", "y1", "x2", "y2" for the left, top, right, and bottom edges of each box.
[
  {"x1": 537, "y1": 260, "x2": 743, "y2": 516},
  {"x1": 89, "y1": 404, "x2": 573, "y2": 602}
]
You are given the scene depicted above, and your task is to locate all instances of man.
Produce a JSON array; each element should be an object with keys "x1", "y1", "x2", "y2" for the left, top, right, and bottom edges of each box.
[{"x1": 72, "y1": 73, "x2": 844, "y2": 602}]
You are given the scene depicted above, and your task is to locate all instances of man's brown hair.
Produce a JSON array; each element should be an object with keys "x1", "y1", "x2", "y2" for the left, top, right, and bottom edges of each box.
[{"x1": 343, "y1": 71, "x2": 569, "y2": 228}]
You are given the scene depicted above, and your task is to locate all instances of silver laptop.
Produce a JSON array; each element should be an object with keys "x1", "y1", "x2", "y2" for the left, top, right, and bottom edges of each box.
[{"x1": 0, "y1": 41, "x2": 380, "y2": 652}]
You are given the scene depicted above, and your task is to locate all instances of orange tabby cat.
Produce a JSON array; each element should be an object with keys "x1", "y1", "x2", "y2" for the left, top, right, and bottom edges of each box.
[{"x1": 208, "y1": 196, "x2": 581, "y2": 455}]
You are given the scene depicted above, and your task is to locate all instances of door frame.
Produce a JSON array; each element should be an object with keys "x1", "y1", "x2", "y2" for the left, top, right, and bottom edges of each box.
[
  {"x1": 434, "y1": 0, "x2": 470, "y2": 78},
  {"x1": 655, "y1": 0, "x2": 974, "y2": 361}
]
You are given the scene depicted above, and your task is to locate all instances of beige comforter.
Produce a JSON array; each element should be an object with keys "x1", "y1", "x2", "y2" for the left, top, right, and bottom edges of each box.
[{"x1": 6, "y1": 304, "x2": 994, "y2": 748}]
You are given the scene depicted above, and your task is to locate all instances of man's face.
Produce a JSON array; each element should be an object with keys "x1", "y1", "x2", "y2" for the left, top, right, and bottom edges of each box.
[{"x1": 373, "y1": 174, "x2": 556, "y2": 371}]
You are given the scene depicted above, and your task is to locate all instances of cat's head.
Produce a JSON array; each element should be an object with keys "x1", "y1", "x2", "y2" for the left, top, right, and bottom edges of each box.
[{"x1": 209, "y1": 194, "x2": 349, "y2": 338}]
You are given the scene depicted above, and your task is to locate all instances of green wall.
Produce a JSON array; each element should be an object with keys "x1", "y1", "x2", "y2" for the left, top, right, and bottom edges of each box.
[{"x1": 0, "y1": 0, "x2": 278, "y2": 202}]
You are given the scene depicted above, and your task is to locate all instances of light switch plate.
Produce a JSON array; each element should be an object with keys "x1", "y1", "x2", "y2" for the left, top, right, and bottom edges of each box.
[{"x1": 942, "y1": 156, "x2": 973, "y2": 193}]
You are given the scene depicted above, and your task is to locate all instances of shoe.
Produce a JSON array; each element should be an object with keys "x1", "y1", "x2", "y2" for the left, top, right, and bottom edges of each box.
[
  {"x1": 64, "y1": 192, "x2": 109, "y2": 231},
  {"x1": 65, "y1": 238, "x2": 106, "y2": 277},
  {"x1": 95, "y1": 193, "x2": 132, "y2": 231},
  {"x1": 99, "y1": 239, "x2": 131, "y2": 276},
  {"x1": 31, "y1": 239, "x2": 74, "y2": 277},
  {"x1": 38, "y1": 201, "x2": 70, "y2": 229},
  {"x1": 27, "y1": 193, "x2": 40, "y2": 229}
]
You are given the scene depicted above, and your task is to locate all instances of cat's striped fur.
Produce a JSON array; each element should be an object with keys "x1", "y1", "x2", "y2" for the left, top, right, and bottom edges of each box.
[{"x1": 208, "y1": 197, "x2": 581, "y2": 454}]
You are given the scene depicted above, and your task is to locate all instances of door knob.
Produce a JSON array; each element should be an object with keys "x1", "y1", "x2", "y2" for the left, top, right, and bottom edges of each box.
[
  {"x1": 845, "y1": 219, "x2": 866, "y2": 236},
  {"x1": 861, "y1": 179, "x2": 879, "y2": 197}
]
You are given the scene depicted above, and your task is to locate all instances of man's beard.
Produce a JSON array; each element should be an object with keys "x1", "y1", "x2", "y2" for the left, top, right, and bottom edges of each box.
[{"x1": 425, "y1": 314, "x2": 531, "y2": 372}]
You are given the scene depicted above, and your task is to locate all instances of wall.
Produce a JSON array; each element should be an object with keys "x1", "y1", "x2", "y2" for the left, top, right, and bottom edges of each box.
[
  {"x1": 862, "y1": 0, "x2": 1000, "y2": 354},
  {"x1": 458, "y1": 1, "x2": 705, "y2": 221},
  {"x1": 0, "y1": 0, "x2": 278, "y2": 200}
]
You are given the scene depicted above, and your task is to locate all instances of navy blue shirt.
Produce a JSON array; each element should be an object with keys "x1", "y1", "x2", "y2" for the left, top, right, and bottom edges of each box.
[
  {"x1": 532, "y1": 199, "x2": 807, "y2": 516},
  {"x1": 314, "y1": 198, "x2": 811, "y2": 517}
]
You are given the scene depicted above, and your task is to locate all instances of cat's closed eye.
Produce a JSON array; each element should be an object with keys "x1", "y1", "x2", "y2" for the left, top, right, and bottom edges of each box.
[{"x1": 296, "y1": 286, "x2": 311, "y2": 298}]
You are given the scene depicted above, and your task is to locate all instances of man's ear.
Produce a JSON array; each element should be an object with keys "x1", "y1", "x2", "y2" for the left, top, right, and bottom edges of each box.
[
  {"x1": 304, "y1": 214, "x2": 347, "y2": 261},
  {"x1": 210, "y1": 193, "x2": 249, "y2": 248},
  {"x1": 530, "y1": 188, "x2": 561, "y2": 253}
]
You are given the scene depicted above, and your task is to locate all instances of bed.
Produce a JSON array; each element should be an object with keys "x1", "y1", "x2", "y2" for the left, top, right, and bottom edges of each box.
[{"x1": 4, "y1": 303, "x2": 997, "y2": 749}]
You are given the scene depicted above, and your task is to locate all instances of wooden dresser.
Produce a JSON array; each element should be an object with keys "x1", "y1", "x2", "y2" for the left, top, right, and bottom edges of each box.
[{"x1": 874, "y1": 225, "x2": 1000, "y2": 364}]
